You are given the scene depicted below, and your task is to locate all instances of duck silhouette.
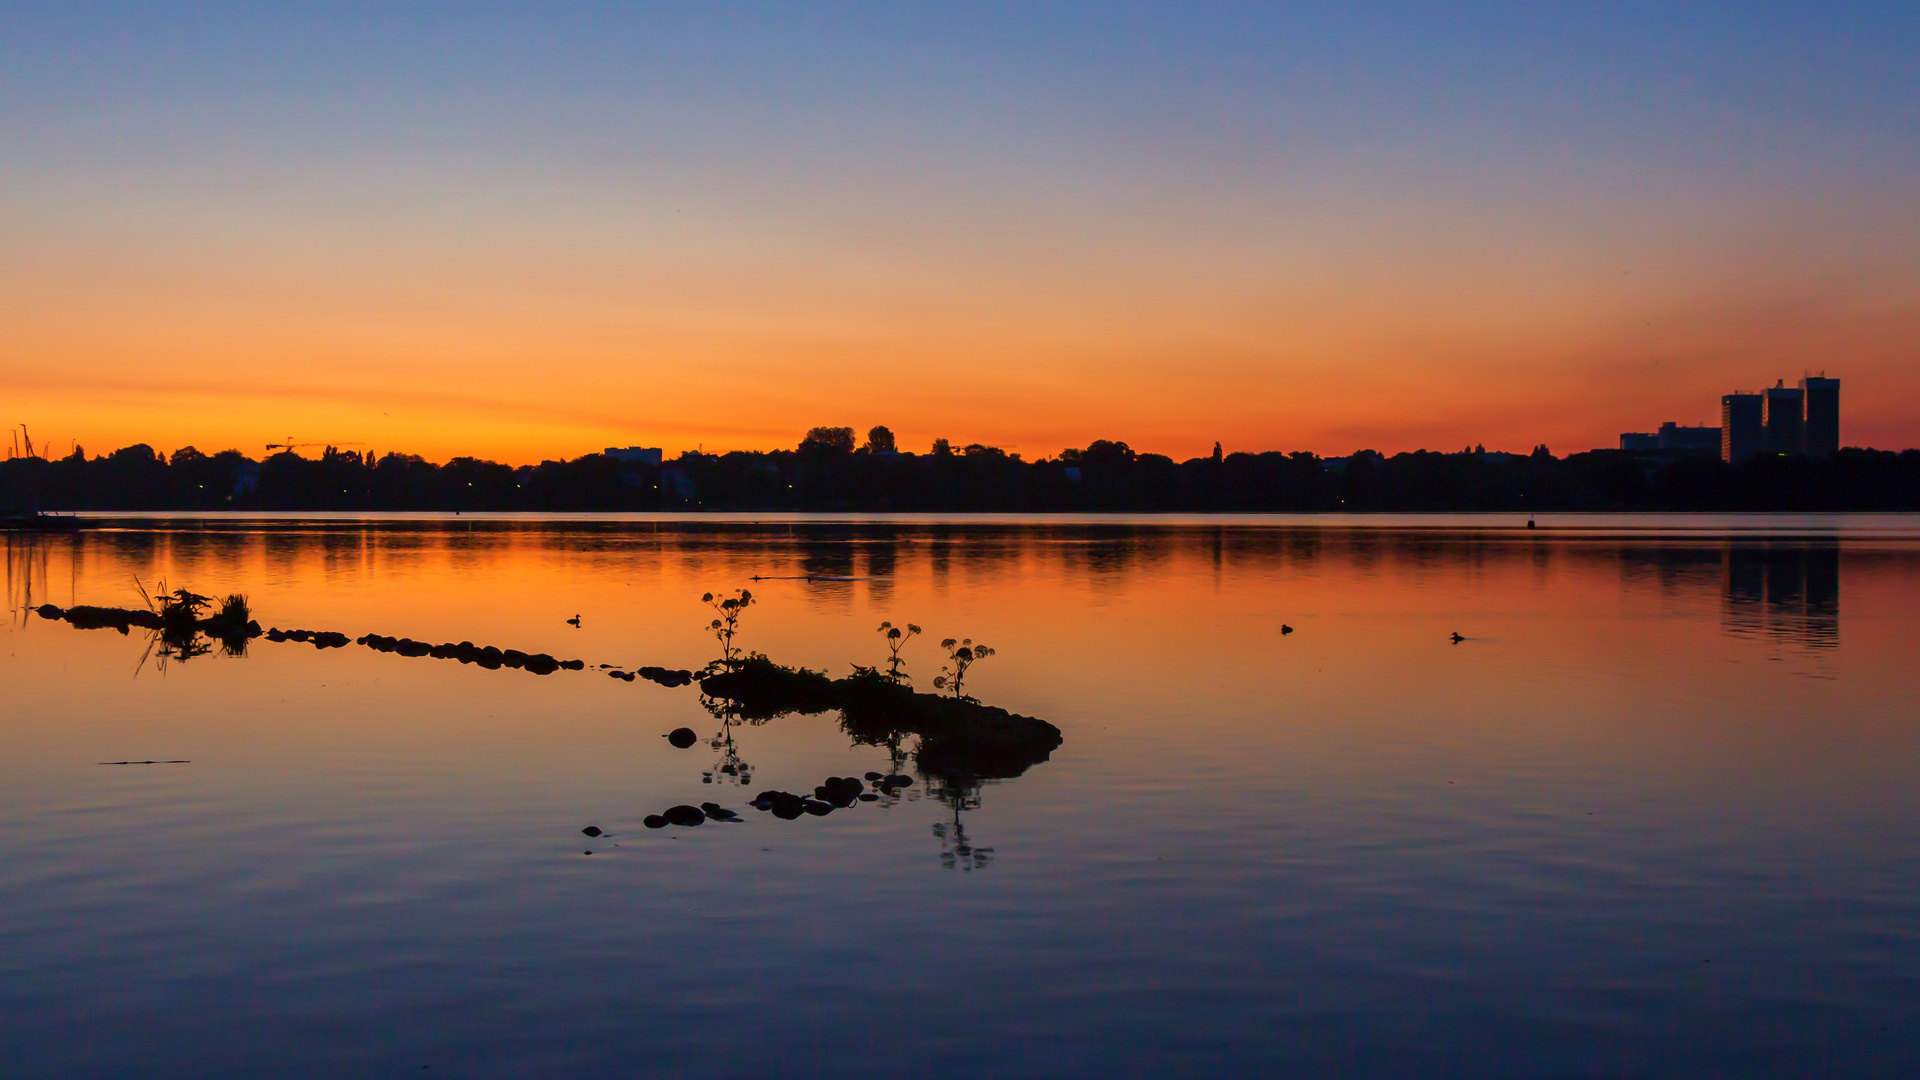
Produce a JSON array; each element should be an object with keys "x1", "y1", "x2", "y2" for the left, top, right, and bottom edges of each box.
[
  {"x1": 566, "y1": 614, "x2": 582, "y2": 627},
  {"x1": 1450, "y1": 632, "x2": 1465, "y2": 644},
  {"x1": 1280, "y1": 624, "x2": 1294, "y2": 634}
]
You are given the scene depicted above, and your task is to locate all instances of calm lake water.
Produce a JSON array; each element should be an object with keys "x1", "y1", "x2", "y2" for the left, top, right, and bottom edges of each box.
[{"x1": 4, "y1": 514, "x2": 1919, "y2": 1078}]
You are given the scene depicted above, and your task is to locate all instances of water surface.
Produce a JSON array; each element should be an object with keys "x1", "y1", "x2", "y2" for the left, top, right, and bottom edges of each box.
[{"x1": 4, "y1": 515, "x2": 1918, "y2": 1077}]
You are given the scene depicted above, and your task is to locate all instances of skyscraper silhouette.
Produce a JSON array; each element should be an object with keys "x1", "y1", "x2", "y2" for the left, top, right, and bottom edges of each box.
[
  {"x1": 1721, "y1": 392, "x2": 1762, "y2": 463},
  {"x1": 1762, "y1": 381, "x2": 1803, "y2": 457},
  {"x1": 1799, "y1": 376, "x2": 1840, "y2": 457}
]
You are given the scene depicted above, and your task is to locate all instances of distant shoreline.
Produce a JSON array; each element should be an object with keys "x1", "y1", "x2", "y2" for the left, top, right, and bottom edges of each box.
[
  {"x1": 24, "y1": 509, "x2": 1920, "y2": 537},
  {"x1": 6, "y1": 442, "x2": 1918, "y2": 514}
]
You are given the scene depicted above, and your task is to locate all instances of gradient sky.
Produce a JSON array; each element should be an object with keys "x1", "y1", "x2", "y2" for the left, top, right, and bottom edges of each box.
[{"x1": 4, "y1": 2, "x2": 1918, "y2": 464}]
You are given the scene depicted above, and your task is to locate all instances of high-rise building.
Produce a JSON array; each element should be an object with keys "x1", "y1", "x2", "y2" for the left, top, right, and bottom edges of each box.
[
  {"x1": 1762, "y1": 381, "x2": 1803, "y2": 456},
  {"x1": 1620, "y1": 432, "x2": 1659, "y2": 451},
  {"x1": 1799, "y1": 376, "x2": 1840, "y2": 457},
  {"x1": 1722, "y1": 392, "x2": 1762, "y2": 463}
]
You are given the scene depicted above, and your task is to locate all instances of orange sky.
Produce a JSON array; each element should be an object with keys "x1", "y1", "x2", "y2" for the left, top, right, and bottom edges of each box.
[{"x1": 4, "y1": 8, "x2": 1918, "y2": 464}]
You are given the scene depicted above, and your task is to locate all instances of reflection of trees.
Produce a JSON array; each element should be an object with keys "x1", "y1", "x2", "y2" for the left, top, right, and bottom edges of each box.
[{"x1": 6, "y1": 533, "x2": 57, "y2": 627}]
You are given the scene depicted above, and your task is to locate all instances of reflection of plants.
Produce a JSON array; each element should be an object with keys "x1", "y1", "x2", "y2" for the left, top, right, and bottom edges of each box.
[
  {"x1": 876, "y1": 621, "x2": 921, "y2": 683},
  {"x1": 932, "y1": 796, "x2": 991, "y2": 872},
  {"x1": 702, "y1": 588, "x2": 755, "y2": 671},
  {"x1": 933, "y1": 638, "x2": 995, "y2": 699},
  {"x1": 124, "y1": 579, "x2": 255, "y2": 673},
  {"x1": 699, "y1": 714, "x2": 754, "y2": 787}
]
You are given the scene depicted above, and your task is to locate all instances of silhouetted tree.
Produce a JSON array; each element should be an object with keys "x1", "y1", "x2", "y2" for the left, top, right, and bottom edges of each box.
[{"x1": 800, "y1": 427, "x2": 855, "y2": 454}]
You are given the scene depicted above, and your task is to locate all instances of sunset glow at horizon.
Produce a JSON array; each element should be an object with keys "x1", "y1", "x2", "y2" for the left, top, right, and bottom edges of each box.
[{"x1": 5, "y1": 4, "x2": 1918, "y2": 466}]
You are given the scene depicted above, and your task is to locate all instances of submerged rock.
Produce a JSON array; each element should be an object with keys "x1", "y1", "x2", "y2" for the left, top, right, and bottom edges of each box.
[
  {"x1": 643, "y1": 815, "x2": 668, "y2": 829},
  {"x1": 666, "y1": 727, "x2": 698, "y2": 749},
  {"x1": 749, "y1": 790, "x2": 807, "y2": 819},
  {"x1": 662, "y1": 804, "x2": 706, "y2": 827},
  {"x1": 581, "y1": 826, "x2": 602, "y2": 837},
  {"x1": 814, "y1": 776, "x2": 864, "y2": 807}
]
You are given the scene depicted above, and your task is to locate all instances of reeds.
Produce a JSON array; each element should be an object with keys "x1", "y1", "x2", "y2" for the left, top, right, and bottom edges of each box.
[{"x1": 219, "y1": 593, "x2": 250, "y2": 625}]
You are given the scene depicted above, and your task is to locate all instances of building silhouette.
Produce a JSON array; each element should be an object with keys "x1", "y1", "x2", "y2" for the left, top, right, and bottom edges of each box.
[
  {"x1": 1659, "y1": 422, "x2": 1718, "y2": 451},
  {"x1": 1620, "y1": 422, "x2": 1719, "y2": 453},
  {"x1": 1800, "y1": 376, "x2": 1840, "y2": 457},
  {"x1": 604, "y1": 446, "x2": 664, "y2": 465},
  {"x1": 1762, "y1": 381, "x2": 1804, "y2": 456},
  {"x1": 1721, "y1": 392, "x2": 1763, "y2": 463}
]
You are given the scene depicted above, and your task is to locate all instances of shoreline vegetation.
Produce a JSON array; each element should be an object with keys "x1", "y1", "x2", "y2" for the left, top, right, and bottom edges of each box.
[{"x1": 6, "y1": 428, "x2": 1920, "y2": 513}]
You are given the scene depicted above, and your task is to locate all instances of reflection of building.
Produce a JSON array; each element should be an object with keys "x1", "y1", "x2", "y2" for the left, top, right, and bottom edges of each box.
[
  {"x1": 1722, "y1": 542, "x2": 1839, "y2": 648},
  {"x1": 1721, "y1": 393, "x2": 1763, "y2": 463}
]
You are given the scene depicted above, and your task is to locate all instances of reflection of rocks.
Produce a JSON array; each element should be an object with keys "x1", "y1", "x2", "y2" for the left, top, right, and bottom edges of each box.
[
  {"x1": 637, "y1": 802, "x2": 742, "y2": 828},
  {"x1": 749, "y1": 791, "x2": 808, "y2": 819},
  {"x1": 356, "y1": 633, "x2": 583, "y2": 673},
  {"x1": 815, "y1": 776, "x2": 864, "y2": 806},
  {"x1": 741, "y1": 771, "x2": 917, "y2": 822},
  {"x1": 270, "y1": 628, "x2": 351, "y2": 649},
  {"x1": 606, "y1": 666, "x2": 696, "y2": 686},
  {"x1": 37, "y1": 602, "x2": 261, "y2": 641},
  {"x1": 37, "y1": 602, "x2": 262, "y2": 667},
  {"x1": 663, "y1": 804, "x2": 707, "y2": 827}
]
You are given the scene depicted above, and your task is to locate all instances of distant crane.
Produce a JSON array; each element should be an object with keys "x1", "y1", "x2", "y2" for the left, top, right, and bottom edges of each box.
[{"x1": 265, "y1": 437, "x2": 365, "y2": 456}]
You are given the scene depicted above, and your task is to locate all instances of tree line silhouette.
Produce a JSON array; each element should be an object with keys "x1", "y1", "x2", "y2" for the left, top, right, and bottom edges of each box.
[{"x1": 5, "y1": 427, "x2": 1919, "y2": 512}]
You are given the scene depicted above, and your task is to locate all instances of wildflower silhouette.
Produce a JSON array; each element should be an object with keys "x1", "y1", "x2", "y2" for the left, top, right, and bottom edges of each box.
[
  {"x1": 876, "y1": 621, "x2": 922, "y2": 683},
  {"x1": 702, "y1": 588, "x2": 755, "y2": 672},
  {"x1": 933, "y1": 638, "x2": 995, "y2": 699}
]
